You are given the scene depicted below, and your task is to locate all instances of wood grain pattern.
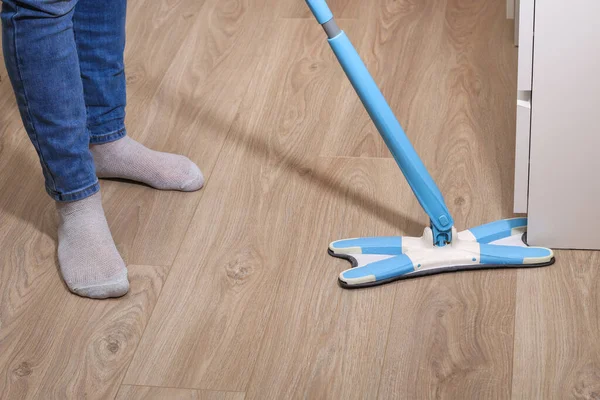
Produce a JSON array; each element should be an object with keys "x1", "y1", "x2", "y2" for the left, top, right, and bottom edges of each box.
[
  {"x1": 0, "y1": 70, "x2": 170, "y2": 399},
  {"x1": 0, "y1": 251, "x2": 168, "y2": 400},
  {"x1": 116, "y1": 386, "x2": 245, "y2": 400},
  {"x1": 512, "y1": 250, "x2": 600, "y2": 400},
  {"x1": 320, "y1": 0, "x2": 446, "y2": 160},
  {"x1": 102, "y1": 0, "x2": 267, "y2": 267},
  {"x1": 123, "y1": 18, "x2": 349, "y2": 390},
  {"x1": 122, "y1": 0, "x2": 208, "y2": 106},
  {"x1": 377, "y1": 1, "x2": 523, "y2": 398},
  {"x1": 378, "y1": 271, "x2": 518, "y2": 399},
  {"x1": 276, "y1": 0, "x2": 368, "y2": 20},
  {"x1": 1, "y1": 0, "x2": 599, "y2": 398},
  {"x1": 245, "y1": 157, "x2": 422, "y2": 400}
]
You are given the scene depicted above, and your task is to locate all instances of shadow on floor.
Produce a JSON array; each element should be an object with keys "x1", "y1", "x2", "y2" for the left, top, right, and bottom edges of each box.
[{"x1": 157, "y1": 84, "x2": 425, "y2": 236}]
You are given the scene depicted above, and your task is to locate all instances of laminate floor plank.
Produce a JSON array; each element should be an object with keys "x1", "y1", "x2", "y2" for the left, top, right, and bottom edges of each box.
[
  {"x1": 377, "y1": 1, "x2": 522, "y2": 398},
  {"x1": 0, "y1": 249, "x2": 168, "y2": 400},
  {"x1": 245, "y1": 157, "x2": 424, "y2": 400},
  {"x1": 122, "y1": 0, "x2": 209, "y2": 112},
  {"x1": 0, "y1": 1, "x2": 256, "y2": 398},
  {"x1": 102, "y1": 0, "x2": 267, "y2": 266},
  {"x1": 378, "y1": 270, "x2": 518, "y2": 400},
  {"x1": 277, "y1": 0, "x2": 369, "y2": 20},
  {"x1": 123, "y1": 18, "x2": 353, "y2": 391},
  {"x1": 319, "y1": 0, "x2": 448, "y2": 160},
  {"x1": 511, "y1": 250, "x2": 600, "y2": 400},
  {"x1": 1, "y1": 0, "x2": 598, "y2": 399},
  {"x1": 116, "y1": 386, "x2": 245, "y2": 400}
]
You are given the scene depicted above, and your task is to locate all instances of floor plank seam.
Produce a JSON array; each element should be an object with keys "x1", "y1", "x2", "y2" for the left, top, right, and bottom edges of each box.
[
  {"x1": 126, "y1": 1, "x2": 214, "y2": 116},
  {"x1": 122, "y1": 14, "x2": 267, "y2": 389},
  {"x1": 231, "y1": 121, "x2": 290, "y2": 398},
  {"x1": 373, "y1": 288, "x2": 400, "y2": 399},
  {"x1": 241, "y1": 295, "x2": 279, "y2": 395},
  {"x1": 509, "y1": 272, "x2": 520, "y2": 400},
  {"x1": 118, "y1": 142, "x2": 224, "y2": 389},
  {"x1": 235, "y1": 32, "x2": 324, "y2": 394},
  {"x1": 7, "y1": 1, "x2": 593, "y2": 398},
  {"x1": 172, "y1": 21, "x2": 294, "y2": 395},
  {"x1": 119, "y1": 382, "x2": 246, "y2": 394},
  {"x1": 115, "y1": 265, "x2": 173, "y2": 397}
]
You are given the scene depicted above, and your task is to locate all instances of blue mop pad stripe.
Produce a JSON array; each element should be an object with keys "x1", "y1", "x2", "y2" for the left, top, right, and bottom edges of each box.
[
  {"x1": 479, "y1": 243, "x2": 552, "y2": 264},
  {"x1": 330, "y1": 237, "x2": 403, "y2": 254},
  {"x1": 341, "y1": 255, "x2": 414, "y2": 281},
  {"x1": 469, "y1": 217, "x2": 528, "y2": 243}
]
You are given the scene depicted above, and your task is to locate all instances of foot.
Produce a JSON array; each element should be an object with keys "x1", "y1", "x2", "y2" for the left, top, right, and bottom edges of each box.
[
  {"x1": 91, "y1": 136, "x2": 204, "y2": 191},
  {"x1": 56, "y1": 192, "x2": 129, "y2": 299}
]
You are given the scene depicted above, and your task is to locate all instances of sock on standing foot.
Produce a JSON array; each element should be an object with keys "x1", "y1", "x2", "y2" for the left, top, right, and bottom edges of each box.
[
  {"x1": 91, "y1": 136, "x2": 204, "y2": 191},
  {"x1": 56, "y1": 192, "x2": 129, "y2": 299}
]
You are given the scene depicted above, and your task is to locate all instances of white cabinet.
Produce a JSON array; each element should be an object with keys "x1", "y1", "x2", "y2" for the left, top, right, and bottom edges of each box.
[
  {"x1": 512, "y1": 0, "x2": 534, "y2": 214},
  {"x1": 514, "y1": 0, "x2": 600, "y2": 249},
  {"x1": 516, "y1": 0, "x2": 533, "y2": 92},
  {"x1": 513, "y1": 91, "x2": 531, "y2": 213}
]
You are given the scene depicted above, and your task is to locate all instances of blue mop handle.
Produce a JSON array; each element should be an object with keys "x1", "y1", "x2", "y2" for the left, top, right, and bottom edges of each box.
[
  {"x1": 305, "y1": 0, "x2": 333, "y2": 23},
  {"x1": 305, "y1": 0, "x2": 454, "y2": 246}
]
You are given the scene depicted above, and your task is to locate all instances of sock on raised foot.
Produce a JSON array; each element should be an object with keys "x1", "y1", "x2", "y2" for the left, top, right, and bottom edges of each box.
[
  {"x1": 91, "y1": 136, "x2": 204, "y2": 191},
  {"x1": 56, "y1": 192, "x2": 129, "y2": 299}
]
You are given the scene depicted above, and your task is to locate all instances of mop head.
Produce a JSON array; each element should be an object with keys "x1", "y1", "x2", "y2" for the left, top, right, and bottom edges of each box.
[{"x1": 329, "y1": 217, "x2": 555, "y2": 288}]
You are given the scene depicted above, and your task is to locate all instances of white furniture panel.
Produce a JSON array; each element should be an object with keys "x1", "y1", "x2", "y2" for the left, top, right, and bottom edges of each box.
[
  {"x1": 527, "y1": 0, "x2": 600, "y2": 249},
  {"x1": 516, "y1": 0, "x2": 534, "y2": 91},
  {"x1": 512, "y1": 0, "x2": 533, "y2": 214},
  {"x1": 513, "y1": 92, "x2": 531, "y2": 213}
]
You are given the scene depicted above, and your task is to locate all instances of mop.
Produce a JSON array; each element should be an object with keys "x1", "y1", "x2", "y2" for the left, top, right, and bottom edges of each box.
[{"x1": 305, "y1": 0, "x2": 555, "y2": 288}]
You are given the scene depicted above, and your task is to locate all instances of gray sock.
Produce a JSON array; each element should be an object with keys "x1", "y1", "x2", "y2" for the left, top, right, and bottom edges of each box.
[
  {"x1": 56, "y1": 192, "x2": 129, "y2": 299},
  {"x1": 91, "y1": 136, "x2": 204, "y2": 191}
]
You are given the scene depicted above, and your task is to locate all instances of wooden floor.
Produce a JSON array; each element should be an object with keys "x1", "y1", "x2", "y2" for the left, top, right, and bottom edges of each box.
[{"x1": 1, "y1": 0, "x2": 599, "y2": 399}]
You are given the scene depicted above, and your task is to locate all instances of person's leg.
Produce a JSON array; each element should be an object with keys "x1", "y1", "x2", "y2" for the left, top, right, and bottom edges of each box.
[
  {"x1": 1, "y1": 0, "x2": 95, "y2": 201},
  {"x1": 73, "y1": 0, "x2": 204, "y2": 191},
  {"x1": 1, "y1": 0, "x2": 128, "y2": 299}
]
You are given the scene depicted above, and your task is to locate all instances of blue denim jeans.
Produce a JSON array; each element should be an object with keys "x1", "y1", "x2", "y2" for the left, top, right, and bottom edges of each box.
[{"x1": 1, "y1": 0, "x2": 127, "y2": 201}]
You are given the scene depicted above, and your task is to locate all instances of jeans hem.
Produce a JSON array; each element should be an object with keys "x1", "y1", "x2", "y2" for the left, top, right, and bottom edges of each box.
[
  {"x1": 89, "y1": 127, "x2": 126, "y2": 145},
  {"x1": 47, "y1": 180, "x2": 100, "y2": 202}
]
